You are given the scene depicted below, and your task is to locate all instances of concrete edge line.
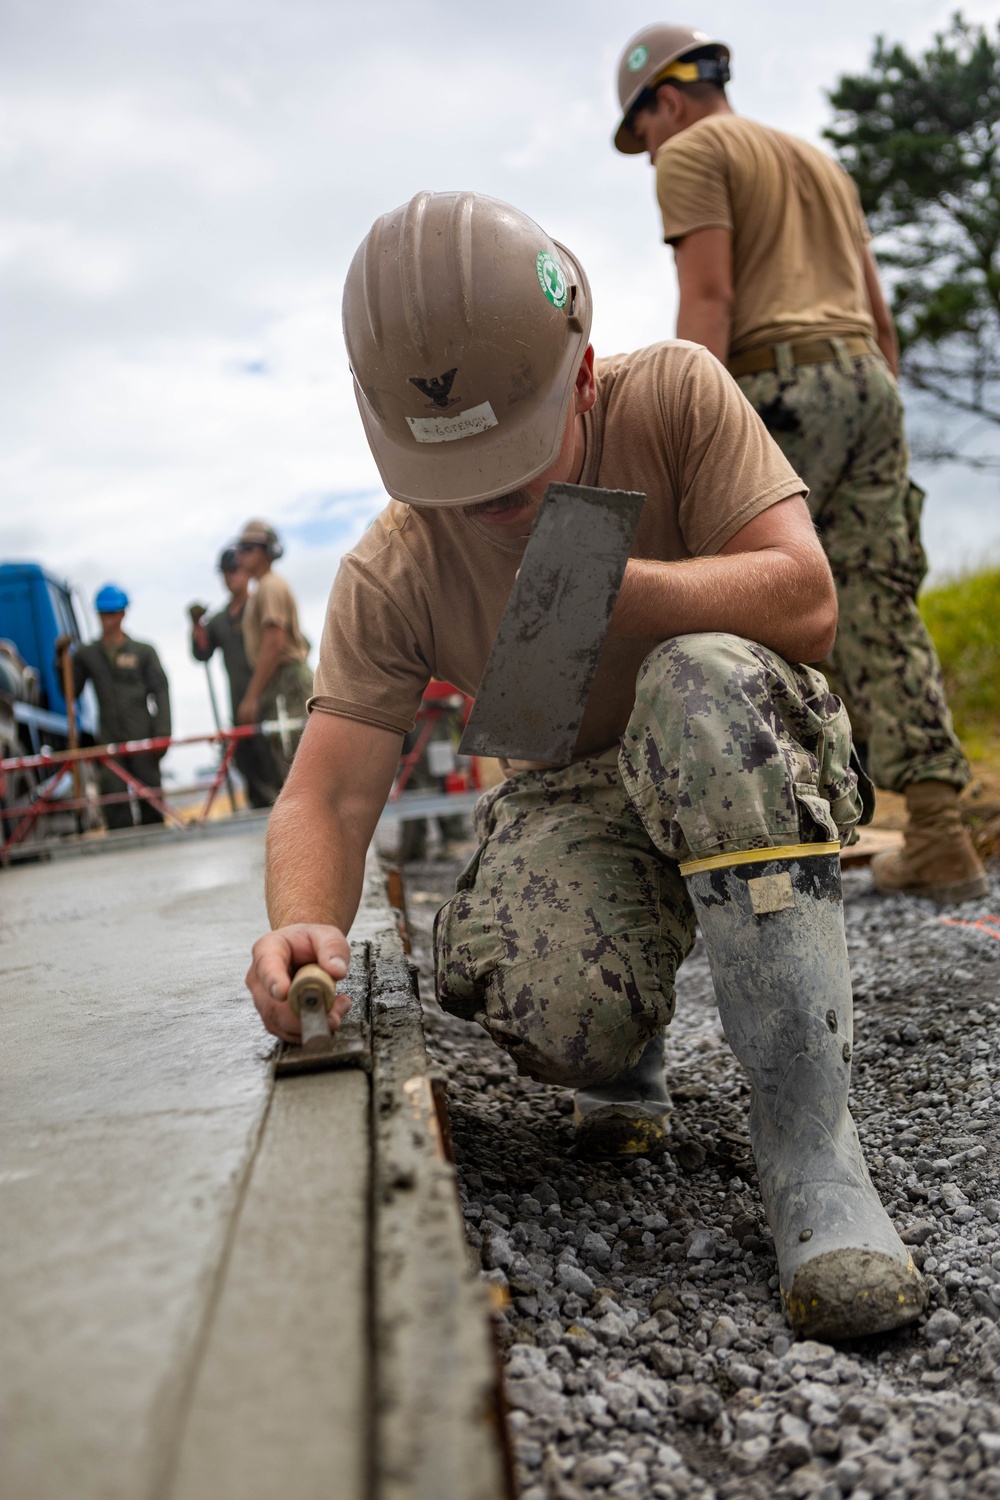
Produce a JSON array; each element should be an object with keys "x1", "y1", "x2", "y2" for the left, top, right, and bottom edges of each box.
[{"x1": 150, "y1": 1074, "x2": 278, "y2": 1500}]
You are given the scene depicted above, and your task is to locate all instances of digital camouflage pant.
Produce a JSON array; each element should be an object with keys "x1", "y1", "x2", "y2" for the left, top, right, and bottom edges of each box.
[
  {"x1": 435, "y1": 633, "x2": 869, "y2": 1089},
  {"x1": 737, "y1": 350, "x2": 969, "y2": 794}
]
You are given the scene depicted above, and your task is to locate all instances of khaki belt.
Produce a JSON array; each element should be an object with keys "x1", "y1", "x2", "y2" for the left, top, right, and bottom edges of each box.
[{"x1": 727, "y1": 335, "x2": 877, "y2": 379}]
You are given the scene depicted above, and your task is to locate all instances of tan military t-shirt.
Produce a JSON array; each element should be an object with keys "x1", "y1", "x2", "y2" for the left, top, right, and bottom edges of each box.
[
  {"x1": 655, "y1": 115, "x2": 875, "y2": 356},
  {"x1": 311, "y1": 342, "x2": 804, "y2": 760},
  {"x1": 243, "y1": 572, "x2": 309, "y2": 667}
]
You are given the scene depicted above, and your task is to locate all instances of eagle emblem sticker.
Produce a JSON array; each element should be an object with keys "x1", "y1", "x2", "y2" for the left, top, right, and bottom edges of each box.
[
  {"x1": 536, "y1": 251, "x2": 568, "y2": 309},
  {"x1": 626, "y1": 44, "x2": 649, "y2": 72},
  {"x1": 408, "y1": 368, "x2": 458, "y2": 409}
]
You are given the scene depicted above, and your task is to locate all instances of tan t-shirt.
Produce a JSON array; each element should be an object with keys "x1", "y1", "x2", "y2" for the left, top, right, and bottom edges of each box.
[
  {"x1": 243, "y1": 572, "x2": 309, "y2": 668},
  {"x1": 311, "y1": 343, "x2": 803, "y2": 760},
  {"x1": 656, "y1": 115, "x2": 875, "y2": 356}
]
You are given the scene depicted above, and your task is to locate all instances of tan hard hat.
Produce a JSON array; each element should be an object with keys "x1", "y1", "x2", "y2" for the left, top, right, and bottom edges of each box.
[
  {"x1": 614, "y1": 23, "x2": 730, "y2": 154},
  {"x1": 342, "y1": 191, "x2": 592, "y2": 507},
  {"x1": 237, "y1": 519, "x2": 283, "y2": 558}
]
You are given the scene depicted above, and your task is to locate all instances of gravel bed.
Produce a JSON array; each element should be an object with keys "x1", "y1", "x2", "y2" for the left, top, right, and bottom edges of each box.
[{"x1": 398, "y1": 839, "x2": 1000, "y2": 1500}]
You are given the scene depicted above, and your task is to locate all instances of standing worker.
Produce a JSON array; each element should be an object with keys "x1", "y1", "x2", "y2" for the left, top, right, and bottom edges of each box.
[
  {"x1": 60, "y1": 585, "x2": 171, "y2": 828},
  {"x1": 611, "y1": 24, "x2": 988, "y2": 905},
  {"x1": 189, "y1": 548, "x2": 279, "y2": 809},
  {"x1": 234, "y1": 520, "x2": 313, "y2": 784}
]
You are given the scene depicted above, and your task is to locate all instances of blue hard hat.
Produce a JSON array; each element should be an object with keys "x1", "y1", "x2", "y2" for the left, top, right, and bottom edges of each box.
[{"x1": 94, "y1": 584, "x2": 129, "y2": 613}]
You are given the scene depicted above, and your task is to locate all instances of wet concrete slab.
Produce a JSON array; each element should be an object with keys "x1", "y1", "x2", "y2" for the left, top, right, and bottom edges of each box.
[{"x1": 0, "y1": 828, "x2": 273, "y2": 1500}]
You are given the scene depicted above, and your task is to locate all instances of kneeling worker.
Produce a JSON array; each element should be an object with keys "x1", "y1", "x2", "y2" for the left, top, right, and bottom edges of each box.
[{"x1": 244, "y1": 191, "x2": 926, "y2": 1341}]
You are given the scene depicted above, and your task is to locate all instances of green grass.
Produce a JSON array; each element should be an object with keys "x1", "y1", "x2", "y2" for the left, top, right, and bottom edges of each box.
[{"x1": 920, "y1": 566, "x2": 1000, "y2": 758}]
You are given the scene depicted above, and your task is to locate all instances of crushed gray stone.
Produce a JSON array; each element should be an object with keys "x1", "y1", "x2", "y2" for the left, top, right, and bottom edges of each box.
[{"x1": 400, "y1": 839, "x2": 1000, "y2": 1499}]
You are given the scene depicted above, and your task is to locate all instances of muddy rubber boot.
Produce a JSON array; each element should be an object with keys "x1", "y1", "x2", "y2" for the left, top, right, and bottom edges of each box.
[
  {"x1": 573, "y1": 1030, "x2": 672, "y2": 1157},
  {"x1": 685, "y1": 847, "x2": 926, "y2": 1340},
  {"x1": 871, "y1": 780, "x2": 988, "y2": 905}
]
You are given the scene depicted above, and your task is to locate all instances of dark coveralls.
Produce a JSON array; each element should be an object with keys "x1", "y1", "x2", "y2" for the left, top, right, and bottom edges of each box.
[
  {"x1": 192, "y1": 604, "x2": 279, "y2": 808},
  {"x1": 72, "y1": 638, "x2": 171, "y2": 828}
]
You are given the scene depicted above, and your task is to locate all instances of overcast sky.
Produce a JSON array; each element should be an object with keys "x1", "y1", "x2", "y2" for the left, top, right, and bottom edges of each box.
[{"x1": 2, "y1": 0, "x2": 998, "y2": 778}]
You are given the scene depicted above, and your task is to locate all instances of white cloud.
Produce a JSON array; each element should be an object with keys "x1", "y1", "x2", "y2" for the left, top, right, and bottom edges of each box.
[
  {"x1": 0, "y1": 218, "x2": 135, "y2": 297},
  {"x1": 0, "y1": 88, "x2": 270, "y2": 193}
]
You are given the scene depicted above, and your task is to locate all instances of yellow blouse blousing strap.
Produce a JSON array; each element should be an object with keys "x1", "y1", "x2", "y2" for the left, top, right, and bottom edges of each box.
[{"x1": 679, "y1": 841, "x2": 841, "y2": 877}]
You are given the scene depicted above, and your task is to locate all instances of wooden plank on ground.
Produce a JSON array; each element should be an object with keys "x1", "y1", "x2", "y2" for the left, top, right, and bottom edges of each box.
[{"x1": 841, "y1": 827, "x2": 904, "y2": 865}]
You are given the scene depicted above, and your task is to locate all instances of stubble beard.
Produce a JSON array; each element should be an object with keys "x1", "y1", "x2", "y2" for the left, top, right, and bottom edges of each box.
[{"x1": 462, "y1": 489, "x2": 534, "y2": 521}]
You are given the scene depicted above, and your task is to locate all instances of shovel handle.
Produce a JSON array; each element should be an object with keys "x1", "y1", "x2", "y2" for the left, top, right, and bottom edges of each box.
[{"x1": 287, "y1": 964, "x2": 337, "y2": 1018}]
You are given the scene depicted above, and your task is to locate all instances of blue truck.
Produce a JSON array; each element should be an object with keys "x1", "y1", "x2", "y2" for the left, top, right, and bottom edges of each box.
[
  {"x1": 0, "y1": 563, "x2": 99, "y2": 842},
  {"x1": 0, "y1": 563, "x2": 98, "y2": 750}
]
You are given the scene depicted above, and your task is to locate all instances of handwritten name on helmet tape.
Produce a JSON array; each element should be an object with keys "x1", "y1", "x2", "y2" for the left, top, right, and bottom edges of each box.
[{"x1": 406, "y1": 401, "x2": 500, "y2": 444}]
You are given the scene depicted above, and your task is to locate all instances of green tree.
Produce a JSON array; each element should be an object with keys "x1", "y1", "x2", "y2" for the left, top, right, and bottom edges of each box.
[
  {"x1": 920, "y1": 566, "x2": 1000, "y2": 754},
  {"x1": 825, "y1": 14, "x2": 1000, "y2": 468}
]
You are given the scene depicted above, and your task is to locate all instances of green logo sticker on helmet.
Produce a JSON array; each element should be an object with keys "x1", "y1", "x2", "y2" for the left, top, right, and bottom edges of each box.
[
  {"x1": 536, "y1": 251, "x2": 568, "y2": 309},
  {"x1": 626, "y1": 44, "x2": 649, "y2": 72}
]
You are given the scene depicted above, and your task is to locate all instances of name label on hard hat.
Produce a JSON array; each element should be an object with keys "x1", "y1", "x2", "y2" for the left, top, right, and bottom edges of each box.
[{"x1": 406, "y1": 401, "x2": 499, "y2": 444}]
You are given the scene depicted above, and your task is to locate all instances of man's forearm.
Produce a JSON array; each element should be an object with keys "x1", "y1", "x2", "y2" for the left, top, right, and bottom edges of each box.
[
  {"x1": 675, "y1": 297, "x2": 732, "y2": 363},
  {"x1": 861, "y1": 245, "x2": 900, "y2": 377},
  {"x1": 873, "y1": 320, "x2": 899, "y2": 377},
  {"x1": 673, "y1": 228, "x2": 735, "y2": 363},
  {"x1": 612, "y1": 540, "x2": 836, "y2": 665},
  {"x1": 264, "y1": 786, "x2": 368, "y2": 935},
  {"x1": 245, "y1": 627, "x2": 287, "y2": 702}
]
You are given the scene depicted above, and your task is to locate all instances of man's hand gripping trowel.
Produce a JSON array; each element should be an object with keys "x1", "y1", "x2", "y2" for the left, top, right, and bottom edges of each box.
[
  {"x1": 459, "y1": 482, "x2": 645, "y2": 762},
  {"x1": 274, "y1": 963, "x2": 371, "y2": 1078}
]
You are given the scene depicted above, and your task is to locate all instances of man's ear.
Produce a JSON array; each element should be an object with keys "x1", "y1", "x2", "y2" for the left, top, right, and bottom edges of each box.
[
  {"x1": 574, "y1": 346, "x2": 597, "y2": 415},
  {"x1": 655, "y1": 82, "x2": 682, "y2": 126}
]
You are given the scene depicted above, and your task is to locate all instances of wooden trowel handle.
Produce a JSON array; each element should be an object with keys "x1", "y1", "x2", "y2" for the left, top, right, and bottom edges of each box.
[{"x1": 287, "y1": 964, "x2": 337, "y2": 1018}]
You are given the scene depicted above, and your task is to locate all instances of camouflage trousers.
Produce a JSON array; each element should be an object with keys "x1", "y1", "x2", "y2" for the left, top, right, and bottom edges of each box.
[
  {"x1": 434, "y1": 633, "x2": 867, "y2": 1089},
  {"x1": 737, "y1": 352, "x2": 969, "y2": 793}
]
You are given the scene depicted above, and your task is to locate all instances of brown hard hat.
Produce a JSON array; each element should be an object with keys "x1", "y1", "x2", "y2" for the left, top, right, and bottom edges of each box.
[
  {"x1": 342, "y1": 191, "x2": 592, "y2": 507},
  {"x1": 614, "y1": 23, "x2": 730, "y2": 154},
  {"x1": 237, "y1": 519, "x2": 283, "y2": 559},
  {"x1": 238, "y1": 519, "x2": 277, "y2": 545}
]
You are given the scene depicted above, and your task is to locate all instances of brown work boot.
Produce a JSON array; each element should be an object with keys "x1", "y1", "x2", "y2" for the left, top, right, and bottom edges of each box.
[{"x1": 871, "y1": 781, "x2": 989, "y2": 905}]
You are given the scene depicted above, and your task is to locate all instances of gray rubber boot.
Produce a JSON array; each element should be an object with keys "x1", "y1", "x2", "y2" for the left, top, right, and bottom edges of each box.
[
  {"x1": 573, "y1": 1030, "x2": 672, "y2": 1158},
  {"x1": 686, "y1": 849, "x2": 927, "y2": 1340}
]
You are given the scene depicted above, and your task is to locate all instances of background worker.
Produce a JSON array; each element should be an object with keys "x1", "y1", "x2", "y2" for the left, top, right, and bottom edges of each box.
[
  {"x1": 61, "y1": 584, "x2": 171, "y2": 828},
  {"x1": 244, "y1": 191, "x2": 926, "y2": 1342},
  {"x1": 395, "y1": 684, "x2": 472, "y2": 862},
  {"x1": 612, "y1": 23, "x2": 988, "y2": 906},
  {"x1": 189, "y1": 547, "x2": 279, "y2": 809},
  {"x1": 233, "y1": 520, "x2": 313, "y2": 784}
]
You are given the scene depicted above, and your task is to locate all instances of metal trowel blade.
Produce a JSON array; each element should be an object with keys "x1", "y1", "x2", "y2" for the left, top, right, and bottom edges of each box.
[
  {"x1": 273, "y1": 1022, "x2": 372, "y2": 1078},
  {"x1": 459, "y1": 482, "x2": 645, "y2": 762}
]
